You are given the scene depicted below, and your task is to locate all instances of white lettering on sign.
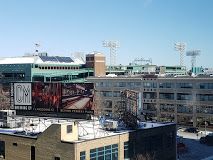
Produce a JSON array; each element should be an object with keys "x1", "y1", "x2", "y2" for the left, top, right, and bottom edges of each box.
[{"x1": 14, "y1": 83, "x2": 32, "y2": 106}]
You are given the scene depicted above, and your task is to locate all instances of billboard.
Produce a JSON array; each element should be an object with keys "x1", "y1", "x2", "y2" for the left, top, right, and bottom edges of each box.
[
  {"x1": 10, "y1": 82, "x2": 94, "y2": 114},
  {"x1": 61, "y1": 83, "x2": 94, "y2": 110},
  {"x1": 32, "y1": 82, "x2": 61, "y2": 111}
]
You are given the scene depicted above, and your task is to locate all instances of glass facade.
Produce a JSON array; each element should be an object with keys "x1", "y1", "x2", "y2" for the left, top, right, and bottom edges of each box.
[{"x1": 90, "y1": 144, "x2": 118, "y2": 160}]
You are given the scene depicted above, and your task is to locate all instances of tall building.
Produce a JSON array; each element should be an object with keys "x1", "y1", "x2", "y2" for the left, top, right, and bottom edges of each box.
[{"x1": 88, "y1": 75, "x2": 213, "y2": 127}]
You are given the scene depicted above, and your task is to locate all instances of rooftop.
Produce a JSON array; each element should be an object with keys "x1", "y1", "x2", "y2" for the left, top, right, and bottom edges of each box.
[
  {"x1": 0, "y1": 115, "x2": 174, "y2": 142},
  {"x1": 0, "y1": 55, "x2": 84, "y2": 65}
]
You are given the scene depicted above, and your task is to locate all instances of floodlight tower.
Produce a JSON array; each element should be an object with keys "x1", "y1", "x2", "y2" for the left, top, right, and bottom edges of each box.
[
  {"x1": 34, "y1": 43, "x2": 40, "y2": 55},
  {"x1": 186, "y1": 50, "x2": 201, "y2": 68},
  {"x1": 174, "y1": 42, "x2": 186, "y2": 66},
  {"x1": 103, "y1": 40, "x2": 120, "y2": 72}
]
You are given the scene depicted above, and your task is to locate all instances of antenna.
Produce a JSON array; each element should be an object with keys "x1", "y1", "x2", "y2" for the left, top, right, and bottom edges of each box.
[
  {"x1": 186, "y1": 50, "x2": 201, "y2": 68},
  {"x1": 102, "y1": 40, "x2": 120, "y2": 72},
  {"x1": 174, "y1": 42, "x2": 186, "y2": 66}
]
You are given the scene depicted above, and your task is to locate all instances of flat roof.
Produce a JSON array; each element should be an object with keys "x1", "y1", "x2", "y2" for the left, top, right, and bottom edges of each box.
[{"x1": 0, "y1": 115, "x2": 174, "y2": 141}]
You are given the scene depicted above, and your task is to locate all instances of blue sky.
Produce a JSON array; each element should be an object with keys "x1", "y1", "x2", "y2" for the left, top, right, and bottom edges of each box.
[{"x1": 0, "y1": 0, "x2": 212, "y2": 68}]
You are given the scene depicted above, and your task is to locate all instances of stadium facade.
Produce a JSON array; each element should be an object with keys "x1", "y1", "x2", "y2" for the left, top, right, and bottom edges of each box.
[{"x1": 0, "y1": 52, "x2": 105, "y2": 83}]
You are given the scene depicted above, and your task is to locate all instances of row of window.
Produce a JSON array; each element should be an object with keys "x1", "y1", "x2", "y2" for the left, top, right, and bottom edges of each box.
[
  {"x1": 100, "y1": 91, "x2": 213, "y2": 102},
  {"x1": 101, "y1": 91, "x2": 121, "y2": 97},
  {"x1": 36, "y1": 66, "x2": 80, "y2": 70},
  {"x1": 97, "y1": 82, "x2": 213, "y2": 89},
  {"x1": 80, "y1": 143, "x2": 129, "y2": 160},
  {"x1": 160, "y1": 104, "x2": 213, "y2": 114},
  {"x1": 90, "y1": 144, "x2": 118, "y2": 160},
  {"x1": 159, "y1": 93, "x2": 213, "y2": 101}
]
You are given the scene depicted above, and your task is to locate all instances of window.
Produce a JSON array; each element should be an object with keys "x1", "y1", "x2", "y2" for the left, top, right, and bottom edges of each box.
[
  {"x1": 177, "y1": 105, "x2": 192, "y2": 113},
  {"x1": 67, "y1": 125, "x2": 72, "y2": 133},
  {"x1": 159, "y1": 82, "x2": 174, "y2": 88},
  {"x1": 102, "y1": 91, "x2": 113, "y2": 97},
  {"x1": 177, "y1": 93, "x2": 192, "y2": 100},
  {"x1": 143, "y1": 82, "x2": 157, "y2": 88},
  {"x1": 113, "y1": 91, "x2": 121, "y2": 97},
  {"x1": 90, "y1": 144, "x2": 118, "y2": 160},
  {"x1": 159, "y1": 93, "x2": 174, "y2": 100},
  {"x1": 13, "y1": 143, "x2": 17, "y2": 146},
  {"x1": 196, "y1": 94, "x2": 213, "y2": 101},
  {"x1": 80, "y1": 151, "x2": 86, "y2": 160},
  {"x1": 124, "y1": 142, "x2": 129, "y2": 160},
  {"x1": 31, "y1": 146, "x2": 35, "y2": 160},
  {"x1": 103, "y1": 100, "x2": 112, "y2": 108},
  {"x1": 55, "y1": 157, "x2": 60, "y2": 160},
  {"x1": 176, "y1": 83, "x2": 193, "y2": 89},
  {"x1": 199, "y1": 83, "x2": 213, "y2": 89}
]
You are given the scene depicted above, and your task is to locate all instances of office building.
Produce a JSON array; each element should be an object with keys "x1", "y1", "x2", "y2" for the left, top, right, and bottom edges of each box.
[{"x1": 88, "y1": 75, "x2": 213, "y2": 127}]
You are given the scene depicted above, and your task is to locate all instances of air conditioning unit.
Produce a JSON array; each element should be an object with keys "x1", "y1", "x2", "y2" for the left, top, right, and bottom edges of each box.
[{"x1": 103, "y1": 120, "x2": 118, "y2": 131}]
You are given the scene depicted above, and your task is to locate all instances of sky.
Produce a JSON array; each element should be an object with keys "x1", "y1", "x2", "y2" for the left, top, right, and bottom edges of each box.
[{"x1": 0, "y1": 0, "x2": 213, "y2": 69}]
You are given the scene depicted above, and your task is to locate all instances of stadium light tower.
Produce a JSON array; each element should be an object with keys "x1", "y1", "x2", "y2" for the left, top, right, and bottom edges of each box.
[
  {"x1": 186, "y1": 50, "x2": 201, "y2": 68},
  {"x1": 34, "y1": 43, "x2": 40, "y2": 55},
  {"x1": 174, "y1": 42, "x2": 186, "y2": 66},
  {"x1": 102, "y1": 40, "x2": 120, "y2": 72}
]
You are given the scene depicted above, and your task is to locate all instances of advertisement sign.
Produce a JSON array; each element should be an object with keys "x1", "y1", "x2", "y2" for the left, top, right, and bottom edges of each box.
[
  {"x1": 10, "y1": 82, "x2": 94, "y2": 114},
  {"x1": 31, "y1": 82, "x2": 62, "y2": 111},
  {"x1": 14, "y1": 83, "x2": 32, "y2": 106},
  {"x1": 61, "y1": 83, "x2": 94, "y2": 110},
  {"x1": 10, "y1": 83, "x2": 32, "y2": 110}
]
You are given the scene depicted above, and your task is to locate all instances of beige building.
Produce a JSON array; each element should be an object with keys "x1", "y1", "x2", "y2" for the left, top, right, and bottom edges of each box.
[
  {"x1": 0, "y1": 116, "x2": 176, "y2": 160},
  {"x1": 88, "y1": 75, "x2": 213, "y2": 128},
  {"x1": 86, "y1": 52, "x2": 106, "y2": 77}
]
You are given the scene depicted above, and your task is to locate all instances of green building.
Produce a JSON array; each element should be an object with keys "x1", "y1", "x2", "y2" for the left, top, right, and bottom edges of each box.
[{"x1": 0, "y1": 54, "x2": 93, "y2": 83}]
